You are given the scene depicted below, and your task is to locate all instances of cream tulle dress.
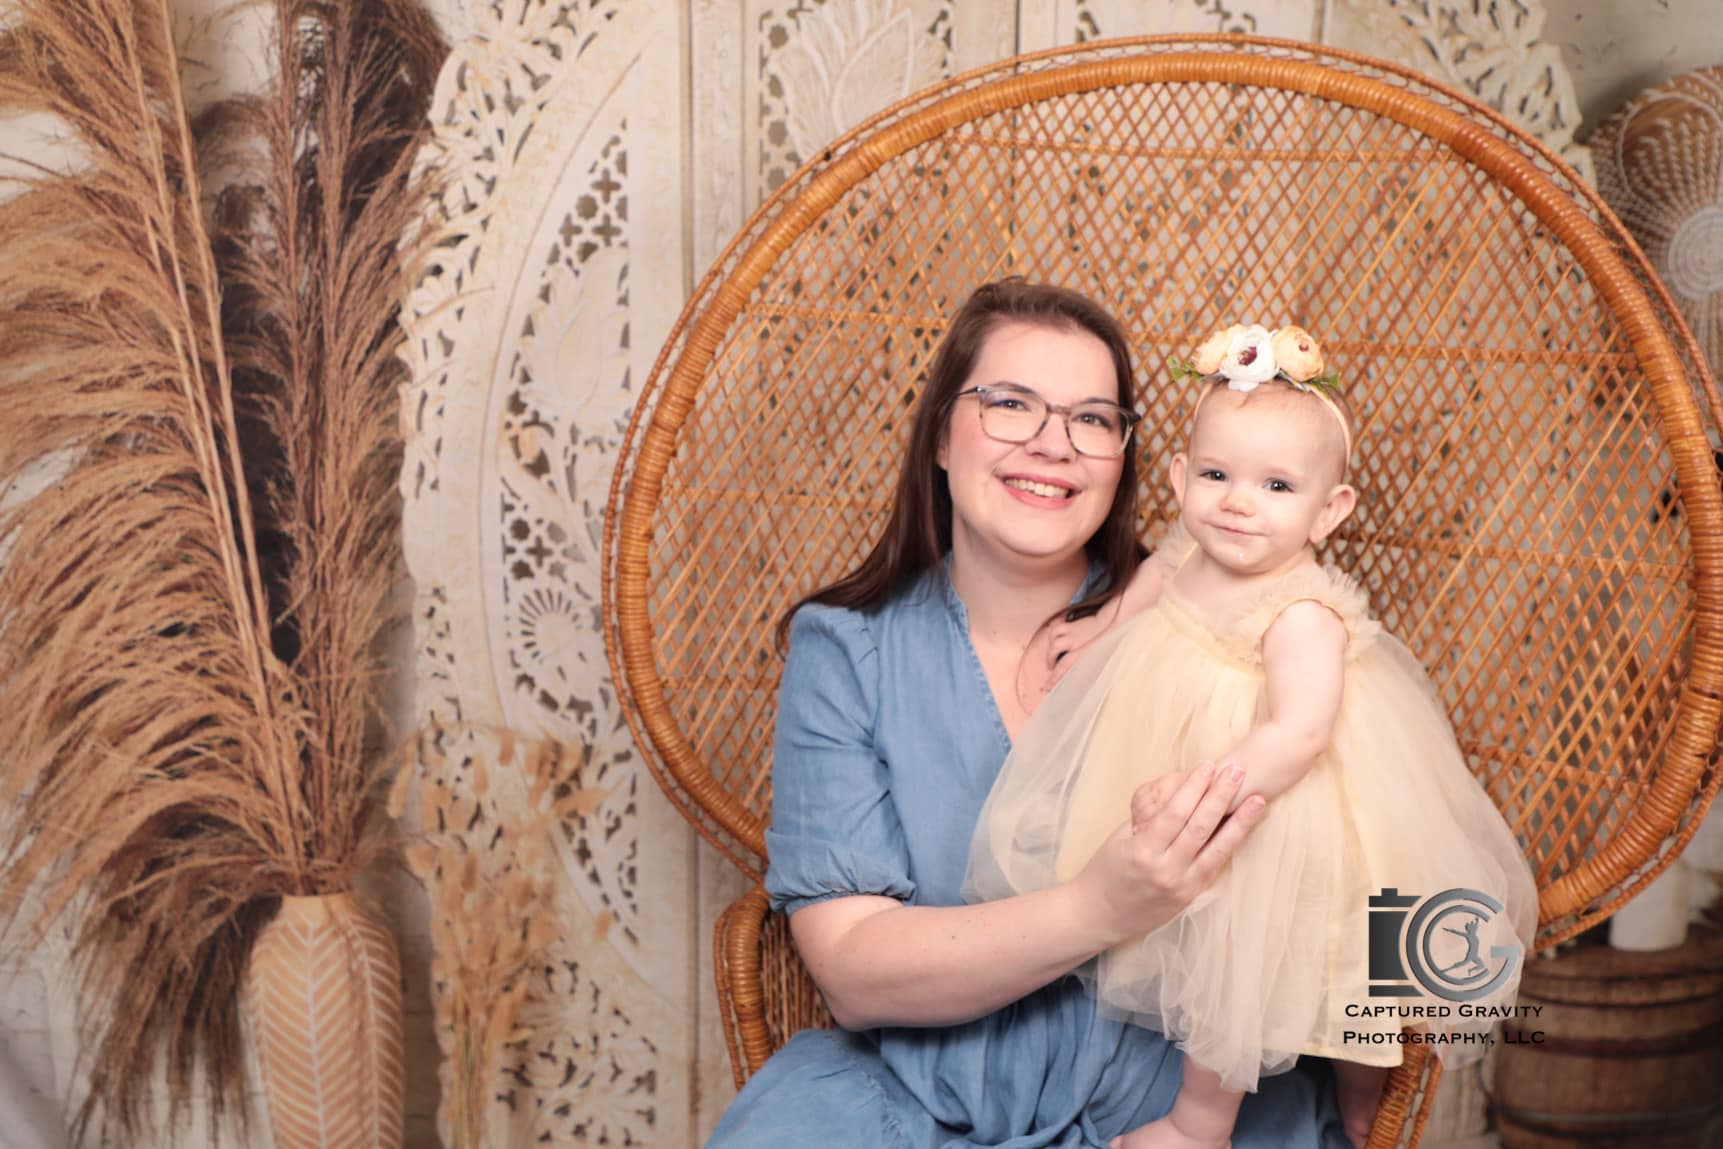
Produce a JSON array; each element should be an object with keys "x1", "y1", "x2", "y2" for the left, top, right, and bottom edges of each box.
[{"x1": 964, "y1": 522, "x2": 1537, "y2": 1092}]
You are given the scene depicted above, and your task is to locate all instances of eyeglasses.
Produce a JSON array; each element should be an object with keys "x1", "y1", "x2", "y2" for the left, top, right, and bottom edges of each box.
[{"x1": 954, "y1": 384, "x2": 1140, "y2": 459}]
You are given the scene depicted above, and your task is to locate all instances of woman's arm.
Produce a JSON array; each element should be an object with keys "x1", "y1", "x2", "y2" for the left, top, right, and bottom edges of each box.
[
  {"x1": 791, "y1": 764, "x2": 1265, "y2": 1029},
  {"x1": 1217, "y1": 599, "x2": 1347, "y2": 809}
]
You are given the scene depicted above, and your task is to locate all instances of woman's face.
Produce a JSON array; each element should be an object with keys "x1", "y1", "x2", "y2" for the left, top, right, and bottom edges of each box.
[{"x1": 937, "y1": 320, "x2": 1126, "y2": 579}]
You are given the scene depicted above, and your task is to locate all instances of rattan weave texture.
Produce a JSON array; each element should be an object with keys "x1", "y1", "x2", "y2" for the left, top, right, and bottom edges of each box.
[{"x1": 603, "y1": 36, "x2": 1723, "y2": 1148}]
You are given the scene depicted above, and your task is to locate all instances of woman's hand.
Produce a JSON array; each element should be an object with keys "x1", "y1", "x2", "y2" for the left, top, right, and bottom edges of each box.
[{"x1": 1067, "y1": 762, "x2": 1265, "y2": 950}]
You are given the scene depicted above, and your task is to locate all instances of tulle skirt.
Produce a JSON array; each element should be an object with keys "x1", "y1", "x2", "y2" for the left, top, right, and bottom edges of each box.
[{"x1": 965, "y1": 599, "x2": 1537, "y2": 1092}]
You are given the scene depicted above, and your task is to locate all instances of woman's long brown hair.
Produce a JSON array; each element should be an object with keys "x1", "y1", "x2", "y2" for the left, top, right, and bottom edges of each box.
[{"x1": 779, "y1": 278, "x2": 1147, "y2": 645}]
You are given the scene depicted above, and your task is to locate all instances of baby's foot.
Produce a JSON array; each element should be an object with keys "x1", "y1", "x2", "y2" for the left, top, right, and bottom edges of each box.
[
  {"x1": 1338, "y1": 1105, "x2": 1374, "y2": 1149},
  {"x1": 1333, "y1": 1063, "x2": 1388, "y2": 1149},
  {"x1": 1108, "y1": 1117, "x2": 1231, "y2": 1149}
]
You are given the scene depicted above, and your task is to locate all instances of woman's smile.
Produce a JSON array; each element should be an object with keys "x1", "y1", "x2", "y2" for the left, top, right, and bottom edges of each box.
[{"x1": 999, "y1": 471, "x2": 1081, "y2": 504}]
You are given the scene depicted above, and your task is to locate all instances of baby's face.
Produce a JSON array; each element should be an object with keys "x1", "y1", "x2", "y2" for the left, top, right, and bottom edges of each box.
[{"x1": 1171, "y1": 388, "x2": 1355, "y2": 578}]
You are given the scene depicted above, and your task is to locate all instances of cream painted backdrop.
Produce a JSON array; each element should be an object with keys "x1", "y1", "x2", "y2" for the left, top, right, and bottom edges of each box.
[{"x1": 2, "y1": 2, "x2": 1720, "y2": 1148}]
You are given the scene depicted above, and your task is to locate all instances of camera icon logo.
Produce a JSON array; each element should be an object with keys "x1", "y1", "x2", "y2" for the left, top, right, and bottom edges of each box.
[{"x1": 1368, "y1": 887, "x2": 1521, "y2": 1002}]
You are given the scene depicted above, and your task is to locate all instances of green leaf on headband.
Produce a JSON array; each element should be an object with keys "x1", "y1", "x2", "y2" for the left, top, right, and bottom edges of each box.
[{"x1": 1168, "y1": 355, "x2": 1204, "y2": 382}]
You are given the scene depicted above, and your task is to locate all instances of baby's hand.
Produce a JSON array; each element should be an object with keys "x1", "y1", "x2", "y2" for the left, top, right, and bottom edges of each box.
[
  {"x1": 1041, "y1": 560, "x2": 1163, "y2": 693},
  {"x1": 1131, "y1": 770, "x2": 1194, "y2": 833},
  {"x1": 1044, "y1": 609, "x2": 1113, "y2": 681}
]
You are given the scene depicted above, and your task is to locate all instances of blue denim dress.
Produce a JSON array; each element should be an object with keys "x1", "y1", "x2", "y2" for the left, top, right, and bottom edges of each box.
[{"x1": 706, "y1": 565, "x2": 1350, "y2": 1149}]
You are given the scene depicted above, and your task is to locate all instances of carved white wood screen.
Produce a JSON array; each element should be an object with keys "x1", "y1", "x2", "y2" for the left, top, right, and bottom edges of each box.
[{"x1": 397, "y1": 2, "x2": 1587, "y2": 1143}]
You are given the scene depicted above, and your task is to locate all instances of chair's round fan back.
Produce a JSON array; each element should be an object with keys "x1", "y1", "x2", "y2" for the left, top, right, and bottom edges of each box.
[{"x1": 606, "y1": 36, "x2": 1723, "y2": 948}]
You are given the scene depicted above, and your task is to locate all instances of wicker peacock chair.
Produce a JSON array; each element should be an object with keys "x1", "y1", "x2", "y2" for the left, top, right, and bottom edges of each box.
[{"x1": 603, "y1": 36, "x2": 1723, "y2": 1148}]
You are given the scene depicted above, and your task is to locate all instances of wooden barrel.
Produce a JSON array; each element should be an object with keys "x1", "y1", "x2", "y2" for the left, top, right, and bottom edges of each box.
[{"x1": 1492, "y1": 923, "x2": 1723, "y2": 1148}]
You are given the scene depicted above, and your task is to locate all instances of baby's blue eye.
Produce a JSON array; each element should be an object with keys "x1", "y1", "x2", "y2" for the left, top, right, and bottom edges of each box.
[
  {"x1": 1199, "y1": 469, "x2": 1226, "y2": 482},
  {"x1": 1265, "y1": 479, "x2": 1294, "y2": 493}
]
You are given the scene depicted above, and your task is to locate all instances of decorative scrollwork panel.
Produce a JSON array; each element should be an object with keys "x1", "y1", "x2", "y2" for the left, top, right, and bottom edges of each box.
[{"x1": 401, "y1": 1, "x2": 690, "y2": 1144}]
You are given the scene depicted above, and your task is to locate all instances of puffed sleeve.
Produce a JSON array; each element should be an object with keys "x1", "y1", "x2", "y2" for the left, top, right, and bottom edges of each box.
[
  {"x1": 1218, "y1": 564, "x2": 1381, "y2": 665},
  {"x1": 764, "y1": 604, "x2": 917, "y2": 915}
]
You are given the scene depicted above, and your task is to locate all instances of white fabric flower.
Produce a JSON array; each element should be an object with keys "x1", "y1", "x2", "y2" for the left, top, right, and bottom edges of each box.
[{"x1": 1220, "y1": 324, "x2": 1276, "y2": 389}]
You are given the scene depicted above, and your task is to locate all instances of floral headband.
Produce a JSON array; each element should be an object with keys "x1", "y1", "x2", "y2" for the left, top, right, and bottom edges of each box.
[{"x1": 1170, "y1": 323, "x2": 1351, "y2": 460}]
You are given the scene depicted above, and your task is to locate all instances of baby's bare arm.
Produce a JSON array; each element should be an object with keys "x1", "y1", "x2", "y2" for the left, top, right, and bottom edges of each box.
[
  {"x1": 1115, "y1": 555, "x2": 1165, "y2": 619},
  {"x1": 1216, "y1": 600, "x2": 1348, "y2": 810}
]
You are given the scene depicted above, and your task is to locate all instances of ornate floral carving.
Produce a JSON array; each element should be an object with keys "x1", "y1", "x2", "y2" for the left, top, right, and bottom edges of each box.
[
  {"x1": 1075, "y1": 0, "x2": 1268, "y2": 40},
  {"x1": 498, "y1": 955, "x2": 663, "y2": 1145},
  {"x1": 758, "y1": 0, "x2": 955, "y2": 191},
  {"x1": 1328, "y1": 0, "x2": 1591, "y2": 179}
]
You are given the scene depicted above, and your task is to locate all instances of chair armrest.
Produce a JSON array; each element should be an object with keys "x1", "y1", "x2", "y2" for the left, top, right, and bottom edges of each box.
[
  {"x1": 1369, "y1": 1040, "x2": 1438, "y2": 1148},
  {"x1": 713, "y1": 886, "x2": 834, "y2": 1089}
]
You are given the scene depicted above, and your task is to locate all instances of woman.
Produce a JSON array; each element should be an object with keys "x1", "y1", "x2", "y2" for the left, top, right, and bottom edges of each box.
[{"x1": 707, "y1": 280, "x2": 1350, "y2": 1148}]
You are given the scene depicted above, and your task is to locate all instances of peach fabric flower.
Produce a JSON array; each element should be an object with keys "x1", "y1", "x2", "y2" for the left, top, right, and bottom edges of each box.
[
  {"x1": 1270, "y1": 326, "x2": 1325, "y2": 383},
  {"x1": 1192, "y1": 324, "x2": 1248, "y2": 375}
]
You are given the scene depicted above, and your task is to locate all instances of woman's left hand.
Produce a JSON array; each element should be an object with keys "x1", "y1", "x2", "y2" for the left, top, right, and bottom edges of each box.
[{"x1": 1066, "y1": 762, "x2": 1266, "y2": 950}]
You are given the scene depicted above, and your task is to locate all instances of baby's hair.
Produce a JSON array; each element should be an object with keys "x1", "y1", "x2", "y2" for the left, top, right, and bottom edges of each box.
[{"x1": 1192, "y1": 377, "x2": 1356, "y2": 481}]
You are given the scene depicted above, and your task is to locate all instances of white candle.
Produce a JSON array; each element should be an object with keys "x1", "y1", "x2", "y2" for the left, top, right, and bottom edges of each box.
[{"x1": 1608, "y1": 860, "x2": 1691, "y2": 951}]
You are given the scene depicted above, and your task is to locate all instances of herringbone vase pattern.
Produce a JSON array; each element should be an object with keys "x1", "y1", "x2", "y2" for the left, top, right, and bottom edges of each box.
[{"x1": 251, "y1": 894, "x2": 405, "y2": 1149}]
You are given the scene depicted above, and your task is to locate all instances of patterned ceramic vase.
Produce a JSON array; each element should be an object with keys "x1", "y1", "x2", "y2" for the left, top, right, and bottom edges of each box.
[{"x1": 250, "y1": 893, "x2": 405, "y2": 1149}]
